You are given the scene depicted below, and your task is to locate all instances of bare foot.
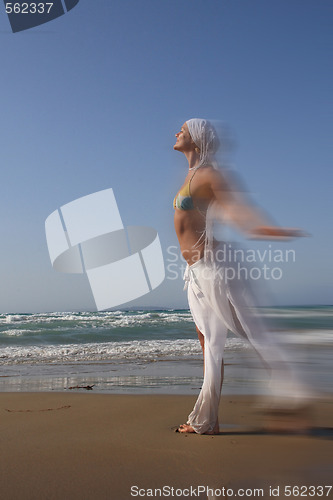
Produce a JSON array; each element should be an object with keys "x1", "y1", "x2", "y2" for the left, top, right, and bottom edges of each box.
[
  {"x1": 176, "y1": 422, "x2": 220, "y2": 434},
  {"x1": 177, "y1": 424, "x2": 196, "y2": 433}
]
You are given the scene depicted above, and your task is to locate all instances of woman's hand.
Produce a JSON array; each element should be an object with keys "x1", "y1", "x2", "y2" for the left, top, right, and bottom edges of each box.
[{"x1": 248, "y1": 226, "x2": 308, "y2": 240}]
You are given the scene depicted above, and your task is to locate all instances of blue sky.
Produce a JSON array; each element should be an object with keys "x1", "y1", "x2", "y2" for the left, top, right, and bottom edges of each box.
[{"x1": 0, "y1": 0, "x2": 332, "y2": 312}]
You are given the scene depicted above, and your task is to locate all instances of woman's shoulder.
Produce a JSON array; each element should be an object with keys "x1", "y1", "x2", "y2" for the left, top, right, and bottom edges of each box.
[
  {"x1": 195, "y1": 165, "x2": 227, "y2": 184},
  {"x1": 193, "y1": 167, "x2": 232, "y2": 200},
  {"x1": 195, "y1": 165, "x2": 215, "y2": 177}
]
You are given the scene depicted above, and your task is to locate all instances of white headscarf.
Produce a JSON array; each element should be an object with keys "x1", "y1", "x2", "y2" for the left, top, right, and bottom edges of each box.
[{"x1": 186, "y1": 118, "x2": 220, "y2": 168}]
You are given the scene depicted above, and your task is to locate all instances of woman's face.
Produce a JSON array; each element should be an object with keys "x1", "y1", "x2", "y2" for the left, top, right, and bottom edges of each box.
[{"x1": 173, "y1": 122, "x2": 196, "y2": 153}]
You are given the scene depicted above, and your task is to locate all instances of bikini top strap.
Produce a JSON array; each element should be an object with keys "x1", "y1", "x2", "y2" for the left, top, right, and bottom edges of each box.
[{"x1": 188, "y1": 166, "x2": 201, "y2": 197}]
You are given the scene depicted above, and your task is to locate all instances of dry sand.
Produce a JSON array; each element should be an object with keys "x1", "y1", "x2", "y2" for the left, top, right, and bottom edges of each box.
[{"x1": 0, "y1": 393, "x2": 332, "y2": 499}]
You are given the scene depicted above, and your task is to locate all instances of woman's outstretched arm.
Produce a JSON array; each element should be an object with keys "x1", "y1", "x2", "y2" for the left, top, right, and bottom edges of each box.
[{"x1": 204, "y1": 168, "x2": 305, "y2": 240}]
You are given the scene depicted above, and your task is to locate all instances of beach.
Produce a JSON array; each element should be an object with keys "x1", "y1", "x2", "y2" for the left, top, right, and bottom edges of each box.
[
  {"x1": 1, "y1": 392, "x2": 333, "y2": 500},
  {"x1": 1, "y1": 308, "x2": 332, "y2": 498}
]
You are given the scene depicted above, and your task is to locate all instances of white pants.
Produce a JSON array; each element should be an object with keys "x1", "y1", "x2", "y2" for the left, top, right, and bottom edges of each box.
[{"x1": 185, "y1": 245, "x2": 308, "y2": 434}]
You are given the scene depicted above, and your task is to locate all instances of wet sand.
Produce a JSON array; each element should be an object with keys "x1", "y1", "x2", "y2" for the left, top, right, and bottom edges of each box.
[{"x1": 0, "y1": 393, "x2": 332, "y2": 499}]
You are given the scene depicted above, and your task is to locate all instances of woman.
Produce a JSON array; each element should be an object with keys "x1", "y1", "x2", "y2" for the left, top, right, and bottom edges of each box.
[{"x1": 173, "y1": 118, "x2": 305, "y2": 434}]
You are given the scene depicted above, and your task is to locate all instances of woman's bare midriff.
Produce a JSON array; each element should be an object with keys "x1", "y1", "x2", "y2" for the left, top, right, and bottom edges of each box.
[{"x1": 174, "y1": 208, "x2": 207, "y2": 266}]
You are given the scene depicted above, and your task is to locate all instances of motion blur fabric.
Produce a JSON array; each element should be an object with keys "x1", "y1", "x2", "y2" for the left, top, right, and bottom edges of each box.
[
  {"x1": 185, "y1": 244, "x2": 308, "y2": 434},
  {"x1": 45, "y1": 188, "x2": 165, "y2": 310}
]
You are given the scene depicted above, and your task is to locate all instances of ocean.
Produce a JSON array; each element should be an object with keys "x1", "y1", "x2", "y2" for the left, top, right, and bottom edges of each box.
[{"x1": 0, "y1": 306, "x2": 332, "y2": 395}]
